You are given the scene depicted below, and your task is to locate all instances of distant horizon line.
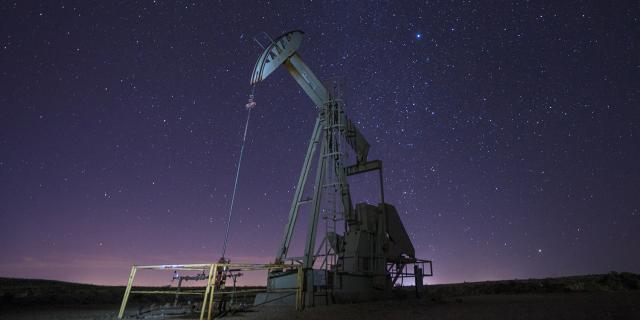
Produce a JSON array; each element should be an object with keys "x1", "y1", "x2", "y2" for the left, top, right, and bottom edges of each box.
[{"x1": 3, "y1": 271, "x2": 635, "y2": 287}]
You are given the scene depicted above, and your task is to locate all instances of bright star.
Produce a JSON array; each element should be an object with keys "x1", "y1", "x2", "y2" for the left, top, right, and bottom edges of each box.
[{"x1": 416, "y1": 33, "x2": 422, "y2": 40}]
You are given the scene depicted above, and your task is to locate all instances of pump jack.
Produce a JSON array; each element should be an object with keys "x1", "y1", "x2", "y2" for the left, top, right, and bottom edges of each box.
[{"x1": 250, "y1": 30, "x2": 432, "y2": 307}]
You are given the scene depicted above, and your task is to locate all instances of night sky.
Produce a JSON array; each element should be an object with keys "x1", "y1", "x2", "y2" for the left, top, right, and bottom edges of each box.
[{"x1": 1, "y1": 1, "x2": 639, "y2": 286}]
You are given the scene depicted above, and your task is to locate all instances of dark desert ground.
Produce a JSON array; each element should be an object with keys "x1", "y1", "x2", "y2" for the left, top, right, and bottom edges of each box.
[{"x1": 2, "y1": 272, "x2": 639, "y2": 319}]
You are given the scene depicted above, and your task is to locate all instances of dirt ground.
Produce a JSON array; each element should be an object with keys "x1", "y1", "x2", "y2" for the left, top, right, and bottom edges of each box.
[
  {"x1": 0, "y1": 305, "x2": 119, "y2": 320},
  {"x1": 2, "y1": 291, "x2": 640, "y2": 320}
]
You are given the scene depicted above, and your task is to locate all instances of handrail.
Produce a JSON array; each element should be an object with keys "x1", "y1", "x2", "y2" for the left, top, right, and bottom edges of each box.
[{"x1": 117, "y1": 262, "x2": 304, "y2": 320}]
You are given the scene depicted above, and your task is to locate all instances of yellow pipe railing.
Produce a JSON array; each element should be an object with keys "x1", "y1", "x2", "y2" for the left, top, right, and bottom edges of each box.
[{"x1": 117, "y1": 262, "x2": 302, "y2": 319}]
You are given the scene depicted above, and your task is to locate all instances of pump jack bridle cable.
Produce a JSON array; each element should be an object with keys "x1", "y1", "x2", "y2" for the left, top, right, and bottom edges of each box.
[{"x1": 220, "y1": 86, "x2": 257, "y2": 261}]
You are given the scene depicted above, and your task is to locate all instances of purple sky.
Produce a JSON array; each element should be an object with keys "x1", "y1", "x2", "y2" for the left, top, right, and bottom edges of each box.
[{"x1": 1, "y1": 1, "x2": 639, "y2": 286}]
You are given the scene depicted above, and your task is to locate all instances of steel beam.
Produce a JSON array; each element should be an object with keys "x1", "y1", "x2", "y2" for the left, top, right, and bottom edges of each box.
[
  {"x1": 303, "y1": 136, "x2": 327, "y2": 270},
  {"x1": 276, "y1": 116, "x2": 323, "y2": 262}
]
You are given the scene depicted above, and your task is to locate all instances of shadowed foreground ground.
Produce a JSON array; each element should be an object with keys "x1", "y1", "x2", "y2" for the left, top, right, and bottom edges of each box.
[
  {"x1": 1, "y1": 273, "x2": 639, "y2": 319},
  {"x1": 229, "y1": 292, "x2": 640, "y2": 320},
  {"x1": 1, "y1": 292, "x2": 639, "y2": 320}
]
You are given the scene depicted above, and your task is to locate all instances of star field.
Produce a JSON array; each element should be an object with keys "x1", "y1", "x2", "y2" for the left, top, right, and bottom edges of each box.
[{"x1": 0, "y1": 1, "x2": 639, "y2": 285}]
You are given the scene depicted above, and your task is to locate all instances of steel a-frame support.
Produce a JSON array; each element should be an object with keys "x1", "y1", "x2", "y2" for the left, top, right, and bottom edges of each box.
[
  {"x1": 273, "y1": 111, "x2": 326, "y2": 307},
  {"x1": 276, "y1": 116, "x2": 322, "y2": 263},
  {"x1": 276, "y1": 102, "x2": 353, "y2": 266},
  {"x1": 304, "y1": 126, "x2": 328, "y2": 270},
  {"x1": 276, "y1": 99, "x2": 354, "y2": 306}
]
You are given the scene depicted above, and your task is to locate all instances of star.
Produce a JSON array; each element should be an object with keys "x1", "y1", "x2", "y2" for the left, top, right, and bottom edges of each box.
[{"x1": 1, "y1": 0, "x2": 638, "y2": 287}]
